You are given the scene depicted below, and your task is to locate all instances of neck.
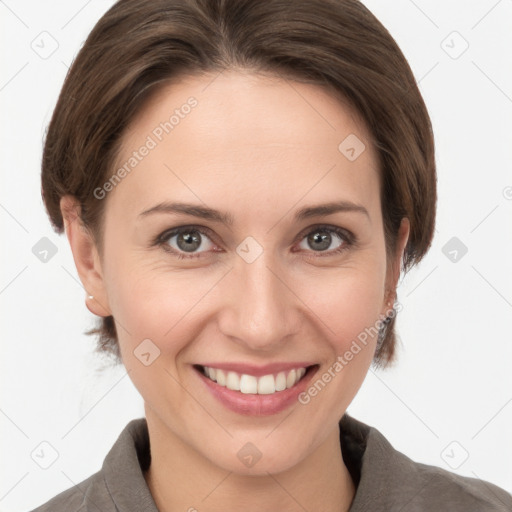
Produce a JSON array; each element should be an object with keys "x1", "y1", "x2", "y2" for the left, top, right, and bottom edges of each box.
[{"x1": 143, "y1": 411, "x2": 356, "y2": 512}]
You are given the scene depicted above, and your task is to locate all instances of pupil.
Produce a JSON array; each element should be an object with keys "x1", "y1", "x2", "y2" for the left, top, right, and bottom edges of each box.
[
  {"x1": 178, "y1": 231, "x2": 201, "y2": 252},
  {"x1": 309, "y1": 231, "x2": 330, "y2": 251}
]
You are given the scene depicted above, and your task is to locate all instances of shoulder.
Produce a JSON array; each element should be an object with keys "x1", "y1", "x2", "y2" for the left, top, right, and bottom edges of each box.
[
  {"x1": 400, "y1": 456, "x2": 512, "y2": 511},
  {"x1": 341, "y1": 414, "x2": 512, "y2": 512},
  {"x1": 29, "y1": 470, "x2": 113, "y2": 512},
  {"x1": 29, "y1": 417, "x2": 152, "y2": 512}
]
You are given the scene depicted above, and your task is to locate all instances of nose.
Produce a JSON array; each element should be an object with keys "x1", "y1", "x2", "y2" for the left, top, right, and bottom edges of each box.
[{"x1": 217, "y1": 249, "x2": 302, "y2": 352}]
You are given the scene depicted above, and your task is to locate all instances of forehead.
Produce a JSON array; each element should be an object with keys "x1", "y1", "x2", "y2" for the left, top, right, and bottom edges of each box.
[{"x1": 108, "y1": 70, "x2": 381, "y2": 222}]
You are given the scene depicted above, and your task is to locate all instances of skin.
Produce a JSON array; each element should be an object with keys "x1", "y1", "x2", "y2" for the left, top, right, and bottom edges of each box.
[{"x1": 61, "y1": 70, "x2": 409, "y2": 512}]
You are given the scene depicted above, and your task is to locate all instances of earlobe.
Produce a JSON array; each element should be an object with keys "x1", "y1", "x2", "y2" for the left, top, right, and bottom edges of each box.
[
  {"x1": 84, "y1": 294, "x2": 109, "y2": 316},
  {"x1": 60, "y1": 195, "x2": 112, "y2": 317}
]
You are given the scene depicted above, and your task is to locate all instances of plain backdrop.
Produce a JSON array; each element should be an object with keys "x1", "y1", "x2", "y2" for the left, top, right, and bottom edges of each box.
[{"x1": 1, "y1": 0, "x2": 511, "y2": 510}]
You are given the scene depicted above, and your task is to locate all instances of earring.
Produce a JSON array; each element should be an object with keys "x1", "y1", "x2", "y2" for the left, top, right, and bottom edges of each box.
[
  {"x1": 85, "y1": 294, "x2": 96, "y2": 315},
  {"x1": 384, "y1": 298, "x2": 394, "y2": 322}
]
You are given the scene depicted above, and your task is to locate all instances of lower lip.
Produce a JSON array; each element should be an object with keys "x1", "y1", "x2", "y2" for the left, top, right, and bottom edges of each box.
[{"x1": 194, "y1": 365, "x2": 319, "y2": 416}]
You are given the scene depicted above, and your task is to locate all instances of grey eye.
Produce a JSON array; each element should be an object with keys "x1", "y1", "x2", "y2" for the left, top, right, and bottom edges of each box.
[
  {"x1": 298, "y1": 229, "x2": 344, "y2": 252},
  {"x1": 166, "y1": 229, "x2": 215, "y2": 254}
]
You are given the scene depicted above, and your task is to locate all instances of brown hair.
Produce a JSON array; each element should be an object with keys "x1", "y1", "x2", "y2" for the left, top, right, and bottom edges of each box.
[{"x1": 41, "y1": 0, "x2": 436, "y2": 368}]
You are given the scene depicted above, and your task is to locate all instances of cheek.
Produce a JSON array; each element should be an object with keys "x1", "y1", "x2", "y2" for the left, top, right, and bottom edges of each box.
[
  {"x1": 297, "y1": 262, "x2": 386, "y2": 347},
  {"x1": 105, "y1": 262, "x2": 203, "y2": 406},
  {"x1": 295, "y1": 273, "x2": 385, "y2": 413},
  {"x1": 336, "y1": 279, "x2": 383, "y2": 348},
  {"x1": 104, "y1": 253, "x2": 219, "y2": 356}
]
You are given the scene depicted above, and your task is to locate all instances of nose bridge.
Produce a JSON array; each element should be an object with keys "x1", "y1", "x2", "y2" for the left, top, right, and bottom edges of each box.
[{"x1": 219, "y1": 246, "x2": 300, "y2": 350}]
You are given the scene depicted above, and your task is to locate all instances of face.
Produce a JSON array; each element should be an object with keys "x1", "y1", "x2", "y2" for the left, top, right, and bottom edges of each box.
[{"x1": 65, "y1": 70, "x2": 408, "y2": 475}]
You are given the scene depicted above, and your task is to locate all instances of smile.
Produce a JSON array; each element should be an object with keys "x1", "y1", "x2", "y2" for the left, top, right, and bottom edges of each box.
[
  {"x1": 193, "y1": 362, "x2": 319, "y2": 415},
  {"x1": 199, "y1": 365, "x2": 308, "y2": 395}
]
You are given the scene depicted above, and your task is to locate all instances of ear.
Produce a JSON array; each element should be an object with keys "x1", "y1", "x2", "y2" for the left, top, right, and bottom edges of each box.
[
  {"x1": 60, "y1": 195, "x2": 112, "y2": 317},
  {"x1": 382, "y1": 217, "x2": 410, "y2": 316}
]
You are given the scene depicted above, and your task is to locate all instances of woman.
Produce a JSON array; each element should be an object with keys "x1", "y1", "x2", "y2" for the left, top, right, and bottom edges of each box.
[{"x1": 32, "y1": 0, "x2": 512, "y2": 510}]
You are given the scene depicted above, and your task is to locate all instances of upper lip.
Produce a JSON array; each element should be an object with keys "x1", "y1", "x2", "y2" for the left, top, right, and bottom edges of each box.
[{"x1": 194, "y1": 362, "x2": 316, "y2": 377}]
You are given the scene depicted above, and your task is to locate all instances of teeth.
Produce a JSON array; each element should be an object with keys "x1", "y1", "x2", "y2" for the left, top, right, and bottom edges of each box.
[
  {"x1": 216, "y1": 369, "x2": 226, "y2": 386},
  {"x1": 226, "y1": 371, "x2": 240, "y2": 391},
  {"x1": 286, "y1": 369, "x2": 297, "y2": 388},
  {"x1": 201, "y1": 366, "x2": 308, "y2": 395},
  {"x1": 240, "y1": 374, "x2": 258, "y2": 394},
  {"x1": 275, "y1": 371, "x2": 287, "y2": 391},
  {"x1": 258, "y1": 374, "x2": 275, "y2": 395}
]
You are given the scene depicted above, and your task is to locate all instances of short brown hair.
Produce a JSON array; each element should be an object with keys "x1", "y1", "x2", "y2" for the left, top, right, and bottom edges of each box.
[{"x1": 41, "y1": 0, "x2": 436, "y2": 368}]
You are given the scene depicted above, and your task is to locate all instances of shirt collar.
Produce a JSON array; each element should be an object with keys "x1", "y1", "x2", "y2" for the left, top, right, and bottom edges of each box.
[
  {"x1": 102, "y1": 417, "x2": 158, "y2": 512},
  {"x1": 101, "y1": 413, "x2": 399, "y2": 511}
]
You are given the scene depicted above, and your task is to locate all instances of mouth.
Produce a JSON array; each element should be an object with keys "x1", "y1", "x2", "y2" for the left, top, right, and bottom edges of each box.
[{"x1": 193, "y1": 364, "x2": 318, "y2": 395}]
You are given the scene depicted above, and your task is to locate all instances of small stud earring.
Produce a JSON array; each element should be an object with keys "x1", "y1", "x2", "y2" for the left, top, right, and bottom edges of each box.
[{"x1": 87, "y1": 295, "x2": 94, "y2": 300}]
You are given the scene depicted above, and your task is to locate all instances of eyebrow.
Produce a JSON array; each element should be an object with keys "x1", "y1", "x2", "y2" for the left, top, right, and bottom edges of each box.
[{"x1": 137, "y1": 200, "x2": 370, "y2": 225}]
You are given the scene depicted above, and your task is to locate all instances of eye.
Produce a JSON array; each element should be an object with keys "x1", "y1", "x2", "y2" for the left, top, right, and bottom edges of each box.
[
  {"x1": 153, "y1": 224, "x2": 355, "y2": 260},
  {"x1": 155, "y1": 226, "x2": 218, "y2": 259},
  {"x1": 295, "y1": 225, "x2": 354, "y2": 257}
]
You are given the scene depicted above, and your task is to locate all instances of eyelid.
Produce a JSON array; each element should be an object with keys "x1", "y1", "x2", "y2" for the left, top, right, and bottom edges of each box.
[{"x1": 157, "y1": 224, "x2": 217, "y2": 241}]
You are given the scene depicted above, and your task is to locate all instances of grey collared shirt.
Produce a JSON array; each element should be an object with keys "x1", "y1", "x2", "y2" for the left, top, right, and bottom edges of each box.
[{"x1": 30, "y1": 414, "x2": 512, "y2": 511}]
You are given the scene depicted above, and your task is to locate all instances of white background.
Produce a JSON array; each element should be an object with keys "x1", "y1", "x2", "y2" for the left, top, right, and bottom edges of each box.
[{"x1": 1, "y1": 0, "x2": 511, "y2": 510}]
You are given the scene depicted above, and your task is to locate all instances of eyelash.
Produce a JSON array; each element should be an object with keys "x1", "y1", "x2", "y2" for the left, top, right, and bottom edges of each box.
[{"x1": 152, "y1": 224, "x2": 356, "y2": 260}]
